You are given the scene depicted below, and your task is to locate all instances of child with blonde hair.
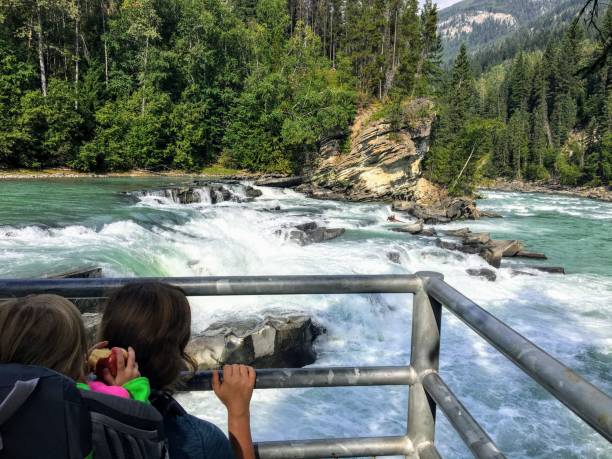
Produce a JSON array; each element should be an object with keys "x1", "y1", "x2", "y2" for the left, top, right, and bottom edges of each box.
[{"x1": 0, "y1": 294, "x2": 148, "y2": 400}]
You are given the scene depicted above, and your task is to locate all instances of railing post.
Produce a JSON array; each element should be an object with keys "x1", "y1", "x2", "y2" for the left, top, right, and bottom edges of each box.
[{"x1": 408, "y1": 272, "x2": 443, "y2": 457}]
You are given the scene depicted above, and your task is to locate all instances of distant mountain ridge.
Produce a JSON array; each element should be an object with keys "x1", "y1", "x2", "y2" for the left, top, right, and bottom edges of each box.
[{"x1": 438, "y1": 0, "x2": 580, "y2": 62}]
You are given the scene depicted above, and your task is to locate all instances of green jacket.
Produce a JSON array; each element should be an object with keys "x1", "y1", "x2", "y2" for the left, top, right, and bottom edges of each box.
[{"x1": 76, "y1": 376, "x2": 151, "y2": 402}]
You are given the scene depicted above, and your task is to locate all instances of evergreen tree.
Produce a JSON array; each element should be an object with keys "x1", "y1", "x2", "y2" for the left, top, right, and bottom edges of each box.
[{"x1": 506, "y1": 52, "x2": 530, "y2": 118}]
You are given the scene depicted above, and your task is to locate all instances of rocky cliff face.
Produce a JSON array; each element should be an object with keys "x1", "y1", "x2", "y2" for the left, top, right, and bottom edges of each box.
[
  {"x1": 297, "y1": 98, "x2": 481, "y2": 222},
  {"x1": 299, "y1": 99, "x2": 444, "y2": 201},
  {"x1": 299, "y1": 98, "x2": 439, "y2": 203}
]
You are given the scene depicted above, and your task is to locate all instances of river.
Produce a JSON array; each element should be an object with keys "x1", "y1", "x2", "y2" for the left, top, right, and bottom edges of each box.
[{"x1": 0, "y1": 178, "x2": 610, "y2": 458}]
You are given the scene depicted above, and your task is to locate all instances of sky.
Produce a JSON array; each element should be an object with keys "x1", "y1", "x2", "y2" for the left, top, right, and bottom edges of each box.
[{"x1": 420, "y1": 0, "x2": 463, "y2": 9}]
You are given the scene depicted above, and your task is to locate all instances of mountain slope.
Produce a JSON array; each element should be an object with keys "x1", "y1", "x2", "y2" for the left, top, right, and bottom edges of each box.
[{"x1": 438, "y1": 0, "x2": 580, "y2": 62}]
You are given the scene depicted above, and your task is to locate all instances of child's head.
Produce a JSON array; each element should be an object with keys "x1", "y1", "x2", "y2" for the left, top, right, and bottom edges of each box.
[
  {"x1": 0, "y1": 294, "x2": 87, "y2": 380},
  {"x1": 99, "y1": 282, "x2": 196, "y2": 390}
]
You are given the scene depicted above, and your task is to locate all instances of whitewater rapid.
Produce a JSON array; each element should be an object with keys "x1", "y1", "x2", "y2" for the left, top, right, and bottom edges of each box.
[{"x1": 0, "y1": 179, "x2": 610, "y2": 458}]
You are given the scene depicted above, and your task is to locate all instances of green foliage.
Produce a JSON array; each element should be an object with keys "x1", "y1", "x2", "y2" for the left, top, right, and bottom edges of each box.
[
  {"x1": 555, "y1": 153, "x2": 582, "y2": 186},
  {"x1": 428, "y1": 6, "x2": 611, "y2": 192},
  {"x1": 427, "y1": 117, "x2": 506, "y2": 196},
  {"x1": 224, "y1": 21, "x2": 356, "y2": 172},
  {"x1": 0, "y1": 0, "x2": 608, "y2": 190}
]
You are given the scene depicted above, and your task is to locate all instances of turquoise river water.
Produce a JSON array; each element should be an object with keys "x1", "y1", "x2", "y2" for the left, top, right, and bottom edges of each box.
[{"x1": 0, "y1": 178, "x2": 610, "y2": 458}]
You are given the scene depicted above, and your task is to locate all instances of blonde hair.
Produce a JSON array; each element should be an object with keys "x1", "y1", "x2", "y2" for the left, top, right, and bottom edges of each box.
[{"x1": 0, "y1": 294, "x2": 88, "y2": 380}]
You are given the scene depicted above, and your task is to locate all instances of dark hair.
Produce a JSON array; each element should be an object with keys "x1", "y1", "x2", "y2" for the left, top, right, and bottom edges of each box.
[
  {"x1": 99, "y1": 282, "x2": 197, "y2": 390},
  {"x1": 0, "y1": 295, "x2": 88, "y2": 380}
]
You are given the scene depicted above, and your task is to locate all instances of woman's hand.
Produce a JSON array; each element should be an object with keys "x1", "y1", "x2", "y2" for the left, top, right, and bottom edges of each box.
[
  {"x1": 212, "y1": 364, "x2": 256, "y2": 418},
  {"x1": 102, "y1": 346, "x2": 140, "y2": 387}
]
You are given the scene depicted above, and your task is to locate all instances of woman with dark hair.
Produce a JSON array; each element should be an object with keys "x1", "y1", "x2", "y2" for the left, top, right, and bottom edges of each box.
[{"x1": 99, "y1": 282, "x2": 256, "y2": 459}]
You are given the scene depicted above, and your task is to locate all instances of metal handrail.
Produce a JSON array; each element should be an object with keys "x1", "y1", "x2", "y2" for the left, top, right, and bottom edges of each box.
[
  {"x1": 424, "y1": 276, "x2": 612, "y2": 444},
  {"x1": 1, "y1": 273, "x2": 610, "y2": 459},
  {"x1": 184, "y1": 366, "x2": 417, "y2": 391}
]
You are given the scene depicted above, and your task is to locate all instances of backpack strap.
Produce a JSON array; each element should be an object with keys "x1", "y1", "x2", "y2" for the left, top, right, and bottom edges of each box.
[
  {"x1": 81, "y1": 390, "x2": 168, "y2": 459},
  {"x1": 150, "y1": 390, "x2": 187, "y2": 418},
  {"x1": 0, "y1": 378, "x2": 39, "y2": 451}
]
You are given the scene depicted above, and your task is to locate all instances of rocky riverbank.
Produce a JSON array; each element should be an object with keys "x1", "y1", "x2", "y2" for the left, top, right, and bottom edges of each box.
[{"x1": 481, "y1": 179, "x2": 611, "y2": 203}]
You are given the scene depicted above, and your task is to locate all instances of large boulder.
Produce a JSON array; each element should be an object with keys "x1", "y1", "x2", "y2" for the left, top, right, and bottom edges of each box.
[
  {"x1": 466, "y1": 268, "x2": 497, "y2": 282},
  {"x1": 244, "y1": 186, "x2": 263, "y2": 198},
  {"x1": 391, "y1": 221, "x2": 424, "y2": 235},
  {"x1": 277, "y1": 222, "x2": 345, "y2": 246},
  {"x1": 479, "y1": 240, "x2": 524, "y2": 268},
  {"x1": 391, "y1": 196, "x2": 479, "y2": 224},
  {"x1": 187, "y1": 315, "x2": 325, "y2": 369}
]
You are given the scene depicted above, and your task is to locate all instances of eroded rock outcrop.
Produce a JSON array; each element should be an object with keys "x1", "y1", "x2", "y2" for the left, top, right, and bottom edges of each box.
[
  {"x1": 127, "y1": 184, "x2": 237, "y2": 205},
  {"x1": 392, "y1": 195, "x2": 480, "y2": 224},
  {"x1": 303, "y1": 99, "x2": 436, "y2": 202},
  {"x1": 298, "y1": 98, "x2": 486, "y2": 222},
  {"x1": 187, "y1": 315, "x2": 325, "y2": 369},
  {"x1": 436, "y1": 228, "x2": 557, "y2": 271}
]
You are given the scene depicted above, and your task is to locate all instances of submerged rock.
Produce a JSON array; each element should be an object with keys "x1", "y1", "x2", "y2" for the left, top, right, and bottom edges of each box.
[
  {"x1": 466, "y1": 268, "x2": 497, "y2": 282},
  {"x1": 244, "y1": 186, "x2": 263, "y2": 198},
  {"x1": 46, "y1": 266, "x2": 102, "y2": 279},
  {"x1": 480, "y1": 210, "x2": 503, "y2": 219},
  {"x1": 514, "y1": 251, "x2": 548, "y2": 260},
  {"x1": 277, "y1": 222, "x2": 345, "y2": 246},
  {"x1": 511, "y1": 266, "x2": 565, "y2": 276},
  {"x1": 532, "y1": 266, "x2": 565, "y2": 274},
  {"x1": 435, "y1": 229, "x2": 539, "y2": 269},
  {"x1": 391, "y1": 221, "x2": 424, "y2": 235},
  {"x1": 387, "y1": 251, "x2": 401, "y2": 264},
  {"x1": 391, "y1": 196, "x2": 479, "y2": 224},
  {"x1": 187, "y1": 315, "x2": 325, "y2": 369}
]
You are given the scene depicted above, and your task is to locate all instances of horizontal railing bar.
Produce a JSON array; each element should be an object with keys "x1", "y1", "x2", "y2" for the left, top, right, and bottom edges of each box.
[
  {"x1": 254, "y1": 435, "x2": 412, "y2": 459},
  {"x1": 422, "y1": 372, "x2": 505, "y2": 459},
  {"x1": 182, "y1": 366, "x2": 417, "y2": 391},
  {"x1": 0, "y1": 275, "x2": 422, "y2": 299},
  {"x1": 424, "y1": 277, "x2": 612, "y2": 443}
]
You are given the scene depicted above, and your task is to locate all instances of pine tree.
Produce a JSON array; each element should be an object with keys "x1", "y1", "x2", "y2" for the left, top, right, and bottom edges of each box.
[
  {"x1": 506, "y1": 52, "x2": 530, "y2": 118},
  {"x1": 414, "y1": 0, "x2": 442, "y2": 95},
  {"x1": 448, "y1": 44, "x2": 477, "y2": 127},
  {"x1": 507, "y1": 109, "x2": 530, "y2": 180}
]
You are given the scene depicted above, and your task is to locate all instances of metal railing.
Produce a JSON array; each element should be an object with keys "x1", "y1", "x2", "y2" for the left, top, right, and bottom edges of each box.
[{"x1": 0, "y1": 273, "x2": 610, "y2": 458}]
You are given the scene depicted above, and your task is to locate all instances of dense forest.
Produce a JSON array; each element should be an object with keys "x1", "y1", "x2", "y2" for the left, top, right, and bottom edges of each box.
[
  {"x1": 0, "y1": 0, "x2": 441, "y2": 173},
  {"x1": 426, "y1": 4, "x2": 612, "y2": 193},
  {"x1": 0, "y1": 0, "x2": 609, "y2": 192}
]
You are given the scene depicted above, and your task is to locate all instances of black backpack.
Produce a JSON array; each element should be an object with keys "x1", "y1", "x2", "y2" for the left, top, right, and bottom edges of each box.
[{"x1": 0, "y1": 364, "x2": 169, "y2": 459}]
